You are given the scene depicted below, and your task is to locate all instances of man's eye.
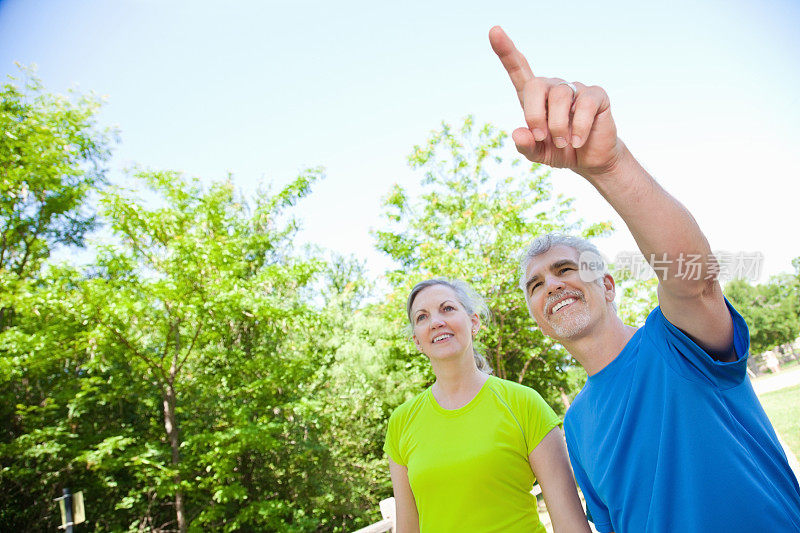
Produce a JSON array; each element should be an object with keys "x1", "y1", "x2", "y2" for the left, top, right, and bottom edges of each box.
[
  {"x1": 529, "y1": 282, "x2": 541, "y2": 295},
  {"x1": 560, "y1": 267, "x2": 573, "y2": 274}
]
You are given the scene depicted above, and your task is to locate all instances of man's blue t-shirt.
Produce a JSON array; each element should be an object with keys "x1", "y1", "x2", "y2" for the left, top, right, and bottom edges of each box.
[{"x1": 564, "y1": 301, "x2": 800, "y2": 532}]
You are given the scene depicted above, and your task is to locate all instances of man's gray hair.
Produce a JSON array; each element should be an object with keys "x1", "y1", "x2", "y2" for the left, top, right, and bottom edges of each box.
[{"x1": 518, "y1": 233, "x2": 617, "y2": 311}]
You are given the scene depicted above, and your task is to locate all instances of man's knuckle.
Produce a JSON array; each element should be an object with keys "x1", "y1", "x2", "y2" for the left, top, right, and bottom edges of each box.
[
  {"x1": 572, "y1": 120, "x2": 590, "y2": 135},
  {"x1": 522, "y1": 78, "x2": 536, "y2": 91},
  {"x1": 550, "y1": 85, "x2": 573, "y2": 102},
  {"x1": 525, "y1": 108, "x2": 546, "y2": 121},
  {"x1": 531, "y1": 78, "x2": 548, "y2": 92},
  {"x1": 574, "y1": 94, "x2": 597, "y2": 111},
  {"x1": 548, "y1": 118, "x2": 569, "y2": 130},
  {"x1": 589, "y1": 85, "x2": 608, "y2": 98}
]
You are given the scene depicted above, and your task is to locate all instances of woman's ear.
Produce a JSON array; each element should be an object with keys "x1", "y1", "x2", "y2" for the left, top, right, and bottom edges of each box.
[{"x1": 471, "y1": 313, "x2": 480, "y2": 335}]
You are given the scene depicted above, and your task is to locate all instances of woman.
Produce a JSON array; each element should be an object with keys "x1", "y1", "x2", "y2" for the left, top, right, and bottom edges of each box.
[{"x1": 384, "y1": 278, "x2": 591, "y2": 533}]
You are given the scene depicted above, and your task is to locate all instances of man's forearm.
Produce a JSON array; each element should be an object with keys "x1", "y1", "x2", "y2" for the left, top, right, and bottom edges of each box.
[{"x1": 579, "y1": 144, "x2": 717, "y2": 296}]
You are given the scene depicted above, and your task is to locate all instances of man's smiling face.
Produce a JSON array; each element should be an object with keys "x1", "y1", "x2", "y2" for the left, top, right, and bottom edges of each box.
[{"x1": 523, "y1": 244, "x2": 612, "y2": 341}]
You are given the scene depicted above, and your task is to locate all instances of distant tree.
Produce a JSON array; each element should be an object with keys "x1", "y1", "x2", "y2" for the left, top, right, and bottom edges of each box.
[
  {"x1": 313, "y1": 297, "x2": 403, "y2": 530},
  {"x1": 0, "y1": 167, "x2": 354, "y2": 532},
  {"x1": 613, "y1": 267, "x2": 659, "y2": 327},
  {"x1": 374, "y1": 117, "x2": 611, "y2": 411},
  {"x1": 0, "y1": 265, "x2": 98, "y2": 529},
  {"x1": 0, "y1": 67, "x2": 114, "y2": 529},
  {"x1": 79, "y1": 169, "x2": 329, "y2": 532},
  {"x1": 0, "y1": 66, "x2": 114, "y2": 283},
  {"x1": 725, "y1": 271, "x2": 800, "y2": 355}
]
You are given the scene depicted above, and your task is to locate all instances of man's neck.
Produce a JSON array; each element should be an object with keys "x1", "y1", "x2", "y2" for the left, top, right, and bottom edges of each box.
[{"x1": 561, "y1": 315, "x2": 638, "y2": 376}]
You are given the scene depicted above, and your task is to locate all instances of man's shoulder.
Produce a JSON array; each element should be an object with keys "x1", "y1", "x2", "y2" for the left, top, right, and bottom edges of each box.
[
  {"x1": 564, "y1": 386, "x2": 589, "y2": 423},
  {"x1": 637, "y1": 305, "x2": 666, "y2": 334}
]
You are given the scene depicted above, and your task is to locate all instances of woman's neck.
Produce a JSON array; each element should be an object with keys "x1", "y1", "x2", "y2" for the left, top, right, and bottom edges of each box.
[{"x1": 431, "y1": 362, "x2": 489, "y2": 410}]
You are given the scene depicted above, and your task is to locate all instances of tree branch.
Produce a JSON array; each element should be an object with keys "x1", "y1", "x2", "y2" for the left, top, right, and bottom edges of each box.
[
  {"x1": 518, "y1": 346, "x2": 551, "y2": 384},
  {"x1": 89, "y1": 300, "x2": 166, "y2": 381},
  {"x1": 176, "y1": 322, "x2": 202, "y2": 374}
]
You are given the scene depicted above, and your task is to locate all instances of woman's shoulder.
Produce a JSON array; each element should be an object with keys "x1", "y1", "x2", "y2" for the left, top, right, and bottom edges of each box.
[
  {"x1": 487, "y1": 377, "x2": 561, "y2": 443},
  {"x1": 388, "y1": 386, "x2": 430, "y2": 424},
  {"x1": 486, "y1": 375, "x2": 545, "y2": 403}
]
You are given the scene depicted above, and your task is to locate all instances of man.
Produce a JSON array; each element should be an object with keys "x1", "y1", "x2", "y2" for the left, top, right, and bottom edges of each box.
[{"x1": 489, "y1": 26, "x2": 800, "y2": 532}]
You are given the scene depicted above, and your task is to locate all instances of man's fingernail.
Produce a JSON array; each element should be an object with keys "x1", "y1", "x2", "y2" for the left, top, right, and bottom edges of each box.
[
  {"x1": 571, "y1": 135, "x2": 582, "y2": 148},
  {"x1": 554, "y1": 136, "x2": 567, "y2": 148},
  {"x1": 533, "y1": 129, "x2": 546, "y2": 141}
]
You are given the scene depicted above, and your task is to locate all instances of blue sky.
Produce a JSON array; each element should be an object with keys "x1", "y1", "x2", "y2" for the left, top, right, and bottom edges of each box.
[{"x1": 2, "y1": 0, "x2": 799, "y2": 282}]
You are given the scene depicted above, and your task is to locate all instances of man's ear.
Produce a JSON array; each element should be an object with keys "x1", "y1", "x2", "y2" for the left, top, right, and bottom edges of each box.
[{"x1": 603, "y1": 273, "x2": 616, "y2": 303}]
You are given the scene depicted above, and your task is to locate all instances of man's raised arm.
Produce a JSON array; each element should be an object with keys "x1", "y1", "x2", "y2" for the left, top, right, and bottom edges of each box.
[{"x1": 489, "y1": 26, "x2": 734, "y2": 358}]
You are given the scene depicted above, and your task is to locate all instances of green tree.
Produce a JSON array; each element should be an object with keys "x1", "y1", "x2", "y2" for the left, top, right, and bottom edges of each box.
[
  {"x1": 1, "y1": 166, "x2": 352, "y2": 531},
  {"x1": 307, "y1": 255, "x2": 408, "y2": 530},
  {"x1": 0, "y1": 66, "x2": 114, "y2": 283},
  {"x1": 725, "y1": 272, "x2": 800, "y2": 355},
  {"x1": 77, "y1": 169, "x2": 327, "y2": 531},
  {"x1": 0, "y1": 266, "x2": 93, "y2": 528},
  {"x1": 0, "y1": 67, "x2": 114, "y2": 529},
  {"x1": 374, "y1": 117, "x2": 611, "y2": 411},
  {"x1": 613, "y1": 267, "x2": 659, "y2": 327}
]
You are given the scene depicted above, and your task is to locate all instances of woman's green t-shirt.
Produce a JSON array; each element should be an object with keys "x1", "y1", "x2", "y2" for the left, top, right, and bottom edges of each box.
[{"x1": 384, "y1": 375, "x2": 561, "y2": 532}]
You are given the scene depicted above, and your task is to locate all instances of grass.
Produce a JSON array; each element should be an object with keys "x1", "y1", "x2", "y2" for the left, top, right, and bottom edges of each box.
[
  {"x1": 760, "y1": 384, "x2": 800, "y2": 458},
  {"x1": 782, "y1": 358, "x2": 800, "y2": 371}
]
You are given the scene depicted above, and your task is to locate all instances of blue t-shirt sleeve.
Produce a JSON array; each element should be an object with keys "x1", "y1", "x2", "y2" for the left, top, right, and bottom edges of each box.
[
  {"x1": 565, "y1": 425, "x2": 613, "y2": 532},
  {"x1": 647, "y1": 297, "x2": 750, "y2": 389}
]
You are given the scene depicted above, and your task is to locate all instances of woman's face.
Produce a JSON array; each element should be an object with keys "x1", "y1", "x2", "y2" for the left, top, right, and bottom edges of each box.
[{"x1": 409, "y1": 284, "x2": 479, "y2": 364}]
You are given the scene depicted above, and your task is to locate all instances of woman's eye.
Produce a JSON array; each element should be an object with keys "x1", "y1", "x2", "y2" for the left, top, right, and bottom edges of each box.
[
  {"x1": 415, "y1": 314, "x2": 427, "y2": 323},
  {"x1": 443, "y1": 305, "x2": 455, "y2": 311}
]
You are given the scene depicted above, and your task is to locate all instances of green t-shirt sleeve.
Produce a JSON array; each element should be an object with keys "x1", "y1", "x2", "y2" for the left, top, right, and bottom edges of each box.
[
  {"x1": 383, "y1": 409, "x2": 406, "y2": 466},
  {"x1": 520, "y1": 387, "x2": 562, "y2": 456}
]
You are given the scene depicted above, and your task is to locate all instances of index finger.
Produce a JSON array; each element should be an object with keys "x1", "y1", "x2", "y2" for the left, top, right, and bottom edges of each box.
[{"x1": 489, "y1": 26, "x2": 534, "y2": 106}]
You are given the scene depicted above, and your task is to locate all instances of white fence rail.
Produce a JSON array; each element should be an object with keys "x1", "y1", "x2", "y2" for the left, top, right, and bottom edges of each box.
[{"x1": 351, "y1": 497, "x2": 396, "y2": 533}]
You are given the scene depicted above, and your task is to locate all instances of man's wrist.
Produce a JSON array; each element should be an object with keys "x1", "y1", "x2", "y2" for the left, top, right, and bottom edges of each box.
[{"x1": 577, "y1": 142, "x2": 635, "y2": 184}]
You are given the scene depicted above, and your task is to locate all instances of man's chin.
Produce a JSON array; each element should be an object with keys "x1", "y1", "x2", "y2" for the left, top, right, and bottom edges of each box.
[{"x1": 547, "y1": 314, "x2": 591, "y2": 339}]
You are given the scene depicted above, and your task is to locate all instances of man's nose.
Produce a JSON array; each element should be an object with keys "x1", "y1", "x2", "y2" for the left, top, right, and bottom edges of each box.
[{"x1": 545, "y1": 276, "x2": 565, "y2": 294}]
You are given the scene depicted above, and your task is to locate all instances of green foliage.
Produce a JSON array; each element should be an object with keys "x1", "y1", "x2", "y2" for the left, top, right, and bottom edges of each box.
[
  {"x1": 612, "y1": 266, "x2": 659, "y2": 327},
  {"x1": 0, "y1": 67, "x2": 114, "y2": 529},
  {"x1": 374, "y1": 116, "x2": 613, "y2": 412},
  {"x1": 0, "y1": 66, "x2": 114, "y2": 281},
  {"x1": 79, "y1": 169, "x2": 336, "y2": 530},
  {"x1": 1, "y1": 164, "x2": 384, "y2": 531},
  {"x1": 724, "y1": 271, "x2": 800, "y2": 355}
]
